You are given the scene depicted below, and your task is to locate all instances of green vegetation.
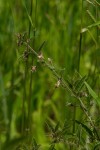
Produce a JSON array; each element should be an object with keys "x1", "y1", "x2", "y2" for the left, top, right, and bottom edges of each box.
[{"x1": 0, "y1": 0, "x2": 100, "y2": 149}]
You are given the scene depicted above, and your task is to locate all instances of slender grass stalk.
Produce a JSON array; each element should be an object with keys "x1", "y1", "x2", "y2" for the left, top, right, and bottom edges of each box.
[
  {"x1": 27, "y1": 0, "x2": 33, "y2": 134},
  {"x1": 71, "y1": 2, "x2": 84, "y2": 146},
  {"x1": 28, "y1": 0, "x2": 33, "y2": 38},
  {"x1": 27, "y1": 0, "x2": 37, "y2": 136},
  {"x1": 78, "y1": 33, "x2": 82, "y2": 72},
  {"x1": 6, "y1": 65, "x2": 14, "y2": 141},
  {"x1": 95, "y1": 1, "x2": 99, "y2": 47},
  {"x1": 22, "y1": 60, "x2": 28, "y2": 135},
  {"x1": 78, "y1": 0, "x2": 83, "y2": 72},
  {"x1": 72, "y1": 106, "x2": 76, "y2": 133},
  {"x1": 21, "y1": 0, "x2": 31, "y2": 135}
]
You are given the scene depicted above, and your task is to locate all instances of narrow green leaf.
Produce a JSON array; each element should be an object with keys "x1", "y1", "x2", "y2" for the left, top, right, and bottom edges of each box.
[
  {"x1": 38, "y1": 41, "x2": 46, "y2": 52},
  {"x1": 88, "y1": 21, "x2": 100, "y2": 28},
  {"x1": 54, "y1": 122, "x2": 60, "y2": 132},
  {"x1": 23, "y1": 1, "x2": 34, "y2": 29},
  {"x1": 75, "y1": 120, "x2": 93, "y2": 137},
  {"x1": 81, "y1": 21, "x2": 100, "y2": 33},
  {"x1": 49, "y1": 144, "x2": 56, "y2": 150},
  {"x1": 46, "y1": 120, "x2": 54, "y2": 133},
  {"x1": 61, "y1": 127, "x2": 68, "y2": 136},
  {"x1": 32, "y1": 138, "x2": 41, "y2": 150},
  {"x1": 94, "y1": 142, "x2": 100, "y2": 150},
  {"x1": 85, "y1": 82, "x2": 100, "y2": 106},
  {"x1": 33, "y1": 138, "x2": 38, "y2": 147},
  {"x1": 74, "y1": 75, "x2": 87, "y2": 92}
]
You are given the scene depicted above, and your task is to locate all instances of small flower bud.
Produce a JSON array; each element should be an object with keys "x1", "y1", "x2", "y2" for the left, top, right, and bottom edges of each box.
[
  {"x1": 48, "y1": 58, "x2": 52, "y2": 64},
  {"x1": 31, "y1": 66, "x2": 36, "y2": 72},
  {"x1": 55, "y1": 80, "x2": 61, "y2": 88},
  {"x1": 38, "y1": 52, "x2": 44, "y2": 60},
  {"x1": 26, "y1": 38, "x2": 30, "y2": 43}
]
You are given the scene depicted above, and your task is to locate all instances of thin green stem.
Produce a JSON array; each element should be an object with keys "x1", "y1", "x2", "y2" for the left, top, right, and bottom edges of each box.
[
  {"x1": 95, "y1": 1, "x2": 99, "y2": 47},
  {"x1": 28, "y1": 0, "x2": 32, "y2": 37},
  {"x1": 22, "y1": 60, "x2": 28, "y2": 135},
  {"x1": 78, "y1": 32, "x2": 82, "y2": 72},
  {"x1": 75, "y1": 0, "x2": 83, "y2": 137},
  {"x1": 27, "y1": 0, "x2": 33, "y2": 134},
  {"x1": 27, "y1": 0, "x2": 37, "y2": 136},
  {"x1": 78, "y1": 0, "x2": 83, "y2": 72}
]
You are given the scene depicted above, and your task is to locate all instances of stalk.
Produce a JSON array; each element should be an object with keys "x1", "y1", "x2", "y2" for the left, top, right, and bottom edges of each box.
[
  {"x1": 22, "y1": 60, "x2": 28, "y2": 135},
  {"x1": 27, "y1": 0, "x2": 37, "y2": 135},
  {"x1": 27, "y1": 0, "x2": 33, "y2": 134},
  {"x1": 72, "y1": 0, "x2": 84, "y2": 140}
]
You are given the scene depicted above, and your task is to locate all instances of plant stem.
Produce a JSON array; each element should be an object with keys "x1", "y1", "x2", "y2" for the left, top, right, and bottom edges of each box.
[
  {"x1": 27, "y1": 0, "x2": 33, "y2": 135},
  {"x1": 22, "y1": 60, "x2": 27, "y2": 135},
  {"x1": 73, "y1": 0, "x2": 84, "y2": 138}
]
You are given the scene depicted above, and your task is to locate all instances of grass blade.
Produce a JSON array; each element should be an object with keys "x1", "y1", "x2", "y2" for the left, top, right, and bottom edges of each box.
[
  {"x1": 75, "y1": 120, "x2": 93, "y2": 137},
  {"x1": 81, "y1": 20, "x2": 100, "y2": 33},
  {"x1": 85, "y1": 82, "x2": 100, "y2": 106}
]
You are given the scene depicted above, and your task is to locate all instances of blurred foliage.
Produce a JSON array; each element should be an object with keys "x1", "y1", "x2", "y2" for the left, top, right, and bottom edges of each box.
[{"x1": 0, "y1": 0, "x2": 100, "y2": 149}]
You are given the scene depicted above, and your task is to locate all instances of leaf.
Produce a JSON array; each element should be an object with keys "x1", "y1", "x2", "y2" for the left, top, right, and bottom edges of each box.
[
  {"x1": 54, "y1": 122, "x2": 60, "y2": 132},
  {"x1": 61, "y1": 119, "x2": 69, "y2": 135},
  {"x1": 46, "y1": 120, "x2": 54, "y2": 133},
  {"x1": 32, "y1": 138, "x2": 38, "y2": 147},
  {"x1": 87, "y1": 21, "x2": 100, "y2": 28},
  {"x1": 85, "y1": 82, "x2": 100, "y2": 106},
  {"x1": 49, "y1": 144, "x2": 56, "y2": 150},
  {"x1": 32, "y1": 138, "x2": 41, "y2": 150},
  {"x1": 15, "y1": 144, "x2": 28, "y2": 150},
  {"x1": 22, "y1": 1, "x2": 34, "y2": 29},
  {"x1": 66, "y1": 79, "x2": 73, "y2": 89},
  {"x1": 2, "y1": 137, "x2": 28, "y2": 150},
  {"x1": 75, "y1": 120, "x2": 94, "y2": 137},
  {"x1": 74, "y1": 75, "x2": 87, "y2": 92},
  {"x1": 61, "y1": 127, "x2": 68, "y2": 136},
  {"x1": 81, "y1": 20, "x2": 100, "y2": 33},
  {"x1": 94, "y1": 142, "x2": 100, "y2": 150},
  {"x1": 38, "y1": 41, "x2": 46, "y2": 52}
]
